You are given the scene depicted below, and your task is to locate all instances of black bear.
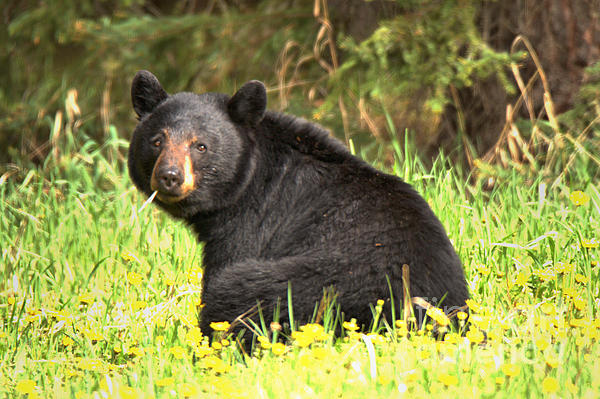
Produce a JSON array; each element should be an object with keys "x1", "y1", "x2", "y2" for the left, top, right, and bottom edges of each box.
[{"x1": 128, "y1": 70, "x2": 469, "y2": 343}]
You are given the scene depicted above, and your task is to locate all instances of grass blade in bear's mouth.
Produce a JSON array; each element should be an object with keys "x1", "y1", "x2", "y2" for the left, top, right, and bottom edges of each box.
[{"x1": 138, "y1": 191, "x2": 158, "y2": 213}]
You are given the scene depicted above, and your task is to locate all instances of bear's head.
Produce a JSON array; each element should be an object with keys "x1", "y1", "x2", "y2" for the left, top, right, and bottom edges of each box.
[{"x1": 128, "y1": 70, "x2": 267, "y2": 218}]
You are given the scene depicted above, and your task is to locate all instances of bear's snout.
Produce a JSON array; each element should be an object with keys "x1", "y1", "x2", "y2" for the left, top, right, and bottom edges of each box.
[
  {"x1": 150, "y1": 148, "x2": 195, "y2": 203},
  {"x1": 156, "y1": 166, "x2": 183, "y2": 192}
]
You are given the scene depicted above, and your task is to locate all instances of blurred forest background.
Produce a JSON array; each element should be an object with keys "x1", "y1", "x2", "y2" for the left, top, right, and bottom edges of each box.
[{"x1": 1, "y1": 0, "x2": 599, "y2": 182}]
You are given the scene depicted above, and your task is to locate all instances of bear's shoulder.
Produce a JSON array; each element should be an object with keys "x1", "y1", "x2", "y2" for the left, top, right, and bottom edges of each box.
[{"x1": 259, "y1": 111, "x2": 355, "y2": 164}]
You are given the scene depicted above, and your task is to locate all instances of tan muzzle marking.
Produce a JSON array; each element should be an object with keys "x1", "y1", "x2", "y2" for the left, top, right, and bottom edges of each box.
[{"x1": 151, "y1": 143, "x2": 195, "y2": 203}]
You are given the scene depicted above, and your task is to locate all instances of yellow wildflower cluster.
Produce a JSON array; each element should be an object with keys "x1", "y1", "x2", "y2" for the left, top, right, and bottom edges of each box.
[{"x1": 291, "y1": 323, "x2": 330, "y2": 347}]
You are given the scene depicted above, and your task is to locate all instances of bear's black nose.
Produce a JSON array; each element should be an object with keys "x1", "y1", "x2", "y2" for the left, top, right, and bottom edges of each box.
[{"x1": 157, "y1": 167, "x2": 183, "y2": 192}]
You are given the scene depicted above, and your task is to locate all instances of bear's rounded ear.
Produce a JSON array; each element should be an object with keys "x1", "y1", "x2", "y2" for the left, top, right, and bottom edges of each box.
[
  {"x1": 227, "y1": 80, "x2": 267, "y2": 127},
  {"x1": 131, "y1": 70, "x2": 168, "y2": 119}
]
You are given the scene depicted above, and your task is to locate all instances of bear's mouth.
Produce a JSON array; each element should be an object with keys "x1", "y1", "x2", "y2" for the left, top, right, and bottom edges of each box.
[{"x1": 155, "y1": 191, "x2": 189, "y2": 203}]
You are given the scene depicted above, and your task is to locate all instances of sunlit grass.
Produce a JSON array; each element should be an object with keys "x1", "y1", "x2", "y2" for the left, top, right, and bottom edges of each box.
[{"x1": 0, "y1": 102, "x2": 599, "y2": 398}]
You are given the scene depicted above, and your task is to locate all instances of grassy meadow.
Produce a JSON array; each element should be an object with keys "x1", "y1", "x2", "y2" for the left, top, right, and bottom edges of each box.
[{"x1": 1, "y1": 98, "x2": 599, "y2": 399}]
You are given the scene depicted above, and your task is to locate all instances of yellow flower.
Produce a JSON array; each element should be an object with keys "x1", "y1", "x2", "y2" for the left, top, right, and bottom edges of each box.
[
  {"x1": 15, "y1": 379, "x2": 36, "y2": 394},
  {"x1": 438, "y1": 373, "x2": 458, "y2": 386},
  {"x1": 202, "y1": 356, "x2": 230, "y2": 373},
  {"x1": 573, "y1": 296, "x2": 586, "y2": 311},
  {"x1": 376, "y1": 299, "x2": 385, "y2": 307},
  {"x1": 169, "y1": 345, "x2": 186, "y2": 360},
  {"x1": 118, "y1": 385, "x2": 141, "y2": 399},
  {"x1": 470, "y1": 314, "x2": 490, "y2": 330},
  {"x1": 534, "y1": 268, "x2": 556, "y2": 282},
  {"x1": 312, "y1": 347, "x2": 327, "y2": 360},
  {"x1": 465, "y1": 299, "x2": 483, "y2": 313},
  {"x1": 257, "y1": 335, "x2": 271, "y2": 349},
  {"x1": 292, "y1": 330, "x2": 314, "y2": 347},
  {"x1": 298, "y1": 353, "x2": 312, "y2": 367},
  {"x1": 127, "y1": 346, "x2": 144, "y2": 357},
  {"x1": 582, "y1": 238, "x2": 599, "y2": 249},
  {"x1": 121, "y1": 251, "x2": 138, "y2": 263},
  {"x1": 555, "y1": 262, "x2": 575, "y2": 274},
  {"x1": 185, "y1": 327, "x2": 203, "y2": 346},
  {"x1": 535, "y1": 336, "x2": 550, "y2": 351},
  {"x1": 545, "y1": 352, "x2": 559, "y2": 368},
  {"x1": 541, "y1": 376, "x2": 559, "y2": 393},
  {"x1": 343, "y1": 318, "x2": 359, "y2": 331},
  {"x1": 515, "y1": 270, "x2": 531, "y2": 286},
  {"x1": 456, "y1": 311, "x2": 468, "y2": 321},
  {"x1": 271, "y1": 342, "x2": 286, "y2": 356},
  {"x1": 419, "y1": 349, "x2": 431, "y2": 360},
  {"x1": 180, "y1": 383, "x2": 198, "y2": 397},
  {"x1": 444, "y1": 332, "x2": 460, "y2": 344},
  {"x1": 466, "y1": 327, "x2": 485, "y2": 344},
  {"x1": 62, "y1": 336, "x2": 74, "y2": 346},
  {"x1": 81, "y1": 326, "x2": 104, "y2": 342},
  {"x1": 211, "y1": 341, "x2": 222, "y2": 351},
  {"x1": 501, "y1": 363, "x2": 521, "y2": 377},
  {"x1": 127, "y1": 271, "x2": 143, "y2": 287},
  {"x1": 210, "y1": 321, "x2": 230, "y2": 331},
  {"x1": 476, "y1": 264, "x2": 491, "y2": 276},
  {"x1": 194, "y1": 344, "x2": 213, "y2": 358},
  {"x1": 575, "y1": 273, "x2": 589, "y2": 284},
  {"x1": 540, "y1": 302, "x2": 556, "y2": 315},
  {"x1": 78, "y1": 292, "x2": 94, "y2": 305},
  {"x1": 132, "y1": 300, "x2": 147, "y2": 312},
  {"x1": 426, "y1": 307, "x2": 450, "y2": 326},
  {"x1": 365, "y1": 332, "x2": 386, "y2": 345},
  {"x1": 187, "y1": 266, "x2": 203, "y2": 284},
  {"x1": 155, "y1": 377, "x2": 175, "y2": 387},
  {"x1": 569, "y1": 190, "x2": 590, "y2": 206},
  {"x1": 221, "y1": 339, "x2": 230, "y2": 347}
]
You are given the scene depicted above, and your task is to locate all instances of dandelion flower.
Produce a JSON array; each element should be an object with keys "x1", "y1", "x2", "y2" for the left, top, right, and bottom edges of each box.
[
  {"x1": 126, "y1": 271, "x2": 143, "y2": 287},
  {"x1": 180, "y1": 383, "x2": 198, "y2": 397},
  {"x1": 169, "y1": 345, "x2": 186, "y2": 360},
  {"x1": 426, "y1": 307, "x2": 450, "y2": 326},
  {"x1": 456, "y1": 311, "x2": 468, "y2": 321},
  {"x1": 569, "y1": 190, "x2": 589, "y2": 206},
  {"x1": 501, "y1": 363, "x2": 520, "y2": 377},
  {"x1": 545, "y1": 352, "x2": 559, "y2": 368},
  {"x1": 466, "y1": 327, "x2": 485, "y2": 344},
  {"x1": 540, "y1": 302, "x2": 556, "y2": 315},
  {"x1": 515, "y1": 270, "x2": 531, "y2": 286},
  {"x1": 582, "y1": 238, "x2": 599, "y2": 249},
  {"x1": 210, "y1": 321, "x2": 230, "y2": 331},
  {"x1": 575, "y1": 273, "x2": 589, "y2": 284},
  {"x1": 438, "y1": 373, "x2": 458, "y2": 387},
  {"x1": 465, "y1": 299, "x2": 483, "y2": 313},
  {"x1": 78, "y1": 292, "x2": 94, "y2": 305},
  {"x1": 132, "y1": 300, "x2": 147, "y2": 312},
  {"x1": 15, "y1": 379, "x2": 36, "y2": 395},
  {"x1": 155, "y1": 377, "x2": 175, "y2": 387},
  {"x1": 541, "y1": 376, "x2": 559, "y2": 393},
  {"x1": 343, "y1": 318, "x2": 359, "y2": 331},
  {"x1": 573, "y1": 296, "x2": 586, "y2": 311},
  {"x1": 271, "y1": 342, "x2": 286, "y2": 356}
]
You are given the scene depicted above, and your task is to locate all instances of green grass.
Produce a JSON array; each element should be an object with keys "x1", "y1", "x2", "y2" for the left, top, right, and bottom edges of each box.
[{"x1": 1, "y1": 107, "x2": 599, "y2": 399}]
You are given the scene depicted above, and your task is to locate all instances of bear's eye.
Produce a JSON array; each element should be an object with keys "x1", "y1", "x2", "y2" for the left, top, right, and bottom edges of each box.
[
  {"x1": 150, "y1": 135, "x2": 163, "y2": 148},
  {"x1": 194, "y1": 143, "x2": 207, "y2": 153}
]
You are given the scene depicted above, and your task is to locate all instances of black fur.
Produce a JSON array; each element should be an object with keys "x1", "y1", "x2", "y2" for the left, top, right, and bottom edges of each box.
[{"x1": 128, "y1": 71, "x2": 469, "y2": 343}]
